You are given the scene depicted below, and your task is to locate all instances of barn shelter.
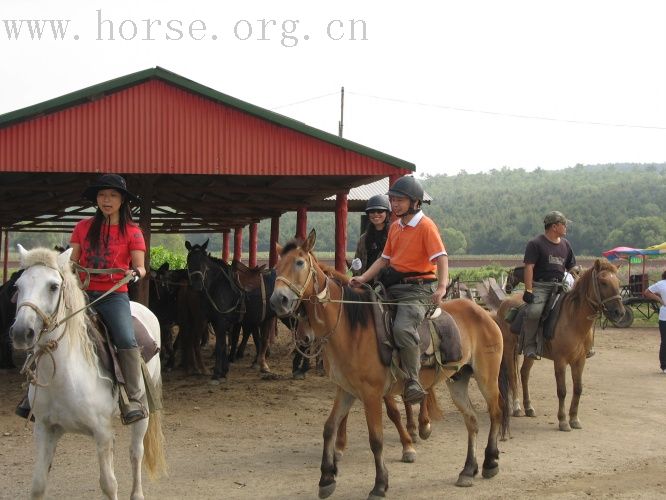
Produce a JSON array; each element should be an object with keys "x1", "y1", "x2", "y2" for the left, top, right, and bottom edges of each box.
[{"x1": 0, "y1": 67, "x2": 415, "y2": 301}]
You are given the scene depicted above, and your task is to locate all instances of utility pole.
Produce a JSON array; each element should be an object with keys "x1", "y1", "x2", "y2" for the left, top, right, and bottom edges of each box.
[{"x1": 338, "y1": 86, "x2": 344, "y2": 138}]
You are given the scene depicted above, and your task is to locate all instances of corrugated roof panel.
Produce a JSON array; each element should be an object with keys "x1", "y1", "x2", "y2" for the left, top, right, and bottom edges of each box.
[{"x1": 0, "y1": 68, "x2": 414, "y2": 177}]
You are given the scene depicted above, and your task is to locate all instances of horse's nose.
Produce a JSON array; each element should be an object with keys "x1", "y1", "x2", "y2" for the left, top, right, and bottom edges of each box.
[
  {"x1": 9, "y1": 325, "x2": 35, "y2": 348},
  {"x1": 270, "y1": 291, "x2": 290, "y2": 316}
]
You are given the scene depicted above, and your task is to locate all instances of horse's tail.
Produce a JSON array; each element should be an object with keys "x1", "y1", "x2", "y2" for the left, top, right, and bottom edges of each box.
[
  {"x1": 425, "y1": 387, "x2": 444, "y2": 421},
  {"x1": 498, "y1": 355, "x2": 511, "y2": 440},
  {"x1": 143, "y1": 380, "x2": 167, "y2": 479}
]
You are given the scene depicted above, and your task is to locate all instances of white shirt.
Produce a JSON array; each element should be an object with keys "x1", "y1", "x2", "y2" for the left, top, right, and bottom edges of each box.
[{"x1": 647, "y1": 279, "x2": 666, "y2": 321}]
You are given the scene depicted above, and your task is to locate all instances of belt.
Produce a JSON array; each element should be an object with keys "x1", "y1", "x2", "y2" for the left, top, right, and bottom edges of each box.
[
  {"x1": 536, "y1": 278, "x2": 562, "y2": 283},
  {"x1": 400, "y1": 278, "x2": 437, "y2": 285}
]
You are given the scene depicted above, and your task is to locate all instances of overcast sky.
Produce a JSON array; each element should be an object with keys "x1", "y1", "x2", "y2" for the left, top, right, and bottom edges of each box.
[{"x1": 1, "y1": 0, "x2": 664, "y2": 177}]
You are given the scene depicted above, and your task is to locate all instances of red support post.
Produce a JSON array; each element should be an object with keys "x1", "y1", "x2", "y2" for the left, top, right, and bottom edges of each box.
[
  {"x1": 233, "y1": 228, "x2": 243, "y2": 262},
  {"x1": 1, "y1": 229, "x2": 6, "y2": 283},
  {"x1": 296, "y1": 207, "x2": 307, "y2": 240},
  {"x1": 249, "y1": 223, "x2": 258, "y2": 268},
  {"x1": 335, "y1": 192, "x2": 348, "y2": 273},
  {"x1": 222, "y1": 230, "x2": 230, "y2": 262},
  {"x1": 269, "y1": 216, "x2": 280, "y2": 268}
]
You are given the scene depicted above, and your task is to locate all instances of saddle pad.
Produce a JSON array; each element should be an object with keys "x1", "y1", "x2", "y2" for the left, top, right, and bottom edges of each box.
[
  {"x1": 419, "y1": 310, "x2": 463, "y2": 364},
  {"x1": 509, "y1": 289, "x2": 566, "y2": 340},
  {"x1": 370, "y1": 295, "x2": 394, "y2": 367},
  {"x1": 510, "y1": 305, "x2": 527, "y2": 335}
]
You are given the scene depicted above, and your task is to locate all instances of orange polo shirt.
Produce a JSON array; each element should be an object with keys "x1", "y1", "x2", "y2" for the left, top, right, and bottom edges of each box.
[{"x1": 382, "y1": 211, "x2": 447, "y2": 275}]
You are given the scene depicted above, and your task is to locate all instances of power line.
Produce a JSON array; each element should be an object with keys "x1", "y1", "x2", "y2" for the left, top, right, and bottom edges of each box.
[
  {"x1": 269, "y1": 91, "x2": 339, "y2": 110},
  {"x1": 347, "y1": 91, "x2": 666, "y2": 130}
]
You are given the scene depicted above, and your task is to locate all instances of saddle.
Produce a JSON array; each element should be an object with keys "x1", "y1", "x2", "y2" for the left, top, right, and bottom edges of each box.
[
  {"x1": 369, "y1": 287, "x2": 463, "y2": 373},
  {"x1": 508, "y1": 285, "x2": 566, "y2": 341},
  {"x1": 87, "y1": 310, "x2": 160, "y2": 384}
]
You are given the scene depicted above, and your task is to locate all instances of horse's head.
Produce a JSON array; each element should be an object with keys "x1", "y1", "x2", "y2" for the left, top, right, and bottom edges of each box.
[
  {"x1": 505, "y1": 266, "x2": 524, "y2": 294},
  {"x1": 10, "y1": 245, "x2": 73, "y2": 350},
  {"x1": 575, "y1": 259, "x2": 625, "y2": 323},
  {"x1": 185, "y1": 239, "x2": 210, "y2": 292},
  {"x1": 270, "y1": 229, "x2": 319, "y2": 317}
]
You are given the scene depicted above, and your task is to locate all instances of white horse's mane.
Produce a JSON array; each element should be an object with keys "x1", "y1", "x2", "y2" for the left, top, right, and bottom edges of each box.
[{"x1": 22, "y1": 247, "x2": 97, "y2": 365}]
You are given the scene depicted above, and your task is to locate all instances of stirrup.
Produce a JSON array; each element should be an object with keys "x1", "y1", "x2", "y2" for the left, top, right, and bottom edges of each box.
[{"x1": 403, "y1": 380, "x2": 427, "y2": 404}]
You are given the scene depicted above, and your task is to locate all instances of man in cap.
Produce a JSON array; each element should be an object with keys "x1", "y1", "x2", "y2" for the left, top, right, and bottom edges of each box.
[
  {"x1": 521, "y1": 210, "x2": 577, "y2": 359},
  {"x1": 350, "y1": 175, "x2": 448, "y2": 404}
]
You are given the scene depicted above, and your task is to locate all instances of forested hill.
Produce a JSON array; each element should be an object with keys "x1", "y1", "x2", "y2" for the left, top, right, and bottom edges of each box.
[{"x1": 422, "y1": 163, "x2": 666, "y2": 255}]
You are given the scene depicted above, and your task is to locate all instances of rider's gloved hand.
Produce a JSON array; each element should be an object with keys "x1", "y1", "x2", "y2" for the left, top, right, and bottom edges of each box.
[
  {"x1": 522, "y1": 290, "x2": 534, "y2": 303},
  {"x1": 131, "y1": 266, "x2": 141, "y2": 283}
]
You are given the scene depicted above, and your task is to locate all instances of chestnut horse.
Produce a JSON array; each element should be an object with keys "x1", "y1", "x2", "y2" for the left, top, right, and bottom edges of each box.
[
  {"x1": 495, "y1": 259, "x2": 624, "y2": 431},
  {"x1": 270, "y1": 230, "x2": 509, "y2": 498}
]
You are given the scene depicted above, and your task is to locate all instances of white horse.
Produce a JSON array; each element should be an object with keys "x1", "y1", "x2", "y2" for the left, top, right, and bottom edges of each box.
[{"x1": 10, "y1": 246, "x2": 166, "y2": 500}]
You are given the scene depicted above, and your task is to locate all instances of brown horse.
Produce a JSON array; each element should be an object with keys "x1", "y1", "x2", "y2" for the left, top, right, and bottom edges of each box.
[
  {"x1": 495, "y1": 259, "x2": 624, "y2": 431},
  {"x1": 270, "y1": 230, "x2": 509, "y2": 498}
]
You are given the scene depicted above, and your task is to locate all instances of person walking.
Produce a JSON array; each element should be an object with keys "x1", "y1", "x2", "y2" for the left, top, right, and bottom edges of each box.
[
  {"x1": 350, "y1": 176, "x2": 448, "y2": 404},
  {"x1": 521, "y1": 210, "x2": 577, "y2": 359},
  {"x1": 643, "y1": 270, "x2": 666, "y2": 373}
]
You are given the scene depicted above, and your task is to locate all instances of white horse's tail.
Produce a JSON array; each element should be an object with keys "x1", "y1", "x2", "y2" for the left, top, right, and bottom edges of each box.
[{"x1": 143, "y1": 378, "x2": 167, "y2": 479}]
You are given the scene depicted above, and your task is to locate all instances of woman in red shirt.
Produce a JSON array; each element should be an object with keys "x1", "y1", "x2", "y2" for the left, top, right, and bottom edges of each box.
[{"x1": 71, "y1": 174, "x2": 148, "y2": 424}]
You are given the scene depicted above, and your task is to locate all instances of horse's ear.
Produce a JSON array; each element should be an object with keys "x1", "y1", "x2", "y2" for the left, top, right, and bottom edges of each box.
[
  {"x1": 185, "y1": 241, "x2": 192, "y2": 251},
  {"x1": 594, "y1": 259, "x2": 602, "y2": 271},
  {"x1": 17, "y1": 244, "x2": 28, "y2": 267},
  {"x1": 202, "y1": 239, "x2": 209, "y2": 251},
  {"x1": 57, "y1": 248, "x2": 74, "y2": 270},
  {"x1": 303, "y1": 229, "x2": 316, "y2": 253},
  {"x1": 158, "y1": 263, "x2": 169, "y2": 272}
]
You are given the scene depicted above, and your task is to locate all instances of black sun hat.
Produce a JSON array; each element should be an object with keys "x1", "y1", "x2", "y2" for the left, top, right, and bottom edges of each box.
[{"x1": 82, "y1": 174, "x2": 139, "y2": 204}]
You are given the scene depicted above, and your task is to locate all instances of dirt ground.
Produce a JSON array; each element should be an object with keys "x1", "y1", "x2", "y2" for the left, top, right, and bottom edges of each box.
[{"x1": 1, "y1": 324, "x2": 665, "y2": 500}]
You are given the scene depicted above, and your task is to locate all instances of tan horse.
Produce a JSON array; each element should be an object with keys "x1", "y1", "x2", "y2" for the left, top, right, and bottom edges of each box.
[
  {"x1": 495, "y1": 259, "x2": 624, "y2": 431},
  {"x1": 270, "y1": 230, "x2": 509, "y2": 499}
]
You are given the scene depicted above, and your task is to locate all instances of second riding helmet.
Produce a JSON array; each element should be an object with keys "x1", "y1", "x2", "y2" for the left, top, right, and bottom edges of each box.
[
  {"x1": 387, "y1": 175, "x2": 425, "y2": 203},
  {"x1": 365, "y1": 194, "x2": 390, "y2": 213}
]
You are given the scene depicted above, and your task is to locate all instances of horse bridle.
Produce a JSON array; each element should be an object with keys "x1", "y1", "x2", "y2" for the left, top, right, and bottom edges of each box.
[
  {"x1": 589, "y1": 268, "x2": 623, "y2": 316},
  {"x1": 276, "y1": 252, "x2": 343, "y2": 353},
  {"x1": 188, "y1": 251, "x2": 243, "y2": 315}
]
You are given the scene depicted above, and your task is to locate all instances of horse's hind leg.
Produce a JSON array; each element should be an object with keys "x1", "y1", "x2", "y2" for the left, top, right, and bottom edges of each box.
[
  {"x1": 320, "y1": 389, "x2": 355, "y2": 499},
  {"x1": 569, "y1": 358, "x2": 585, "y2": 429},
  {"x1": 128, "y1": 419, "x2": 149, "y2": 500},
  {"x1": 93, "y1": 425, "x2": 119, "y2": 500},
  {"x1": 473, "y1": 358, "x2": 504, "y2": 479},
  {"x1": 384, "y1": 396, "x2": 416, "y2": 463},
  {"x1": 31, "y1": 423, "x2": 64, "y2": 500},
  {"x1": 446, "y1": 369, "x2": 479, "y2": 487}
]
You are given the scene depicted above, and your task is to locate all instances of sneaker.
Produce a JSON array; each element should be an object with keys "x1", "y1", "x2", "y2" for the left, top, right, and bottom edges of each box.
[
  {"x1": 403, "y1": 379, "x2": 427, "y2": 404},
  {"x1": 523, "y1": 350, "x2": 539, "y2": 360}
]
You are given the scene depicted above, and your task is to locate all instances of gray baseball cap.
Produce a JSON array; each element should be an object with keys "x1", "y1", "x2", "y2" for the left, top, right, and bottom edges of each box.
[{"x1": 543, "y1": 210, "x2": 570, "y2": 225}]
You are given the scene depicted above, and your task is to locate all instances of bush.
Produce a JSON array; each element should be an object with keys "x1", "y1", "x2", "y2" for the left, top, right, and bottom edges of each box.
[{"x1": 150, "y1": 246, "x2": 186, "y2": 270}]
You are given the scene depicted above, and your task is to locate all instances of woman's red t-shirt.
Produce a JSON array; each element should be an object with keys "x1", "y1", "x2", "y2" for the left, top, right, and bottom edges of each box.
[{"x1": 70, "y1": 218, "x2": 146, "y2": 292}]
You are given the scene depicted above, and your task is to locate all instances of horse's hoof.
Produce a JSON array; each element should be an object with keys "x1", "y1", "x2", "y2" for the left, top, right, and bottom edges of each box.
[
  {"x1": 251, "y1": 362, "x2": 260, "y2": 370},
  {"x1": 482, "y1": 465, "x2": 499, "y2": 479},
  {"x1": 570, "y1": 420, "x2": 582, "y2": 429},
  {"x1": 525, "y1": 408, "x2": 536, "y2": 418},
  {"x1": 419, "y1": 425, "x2": 432, "y2": 440},
  {"x1": 402, "y1": 450, "x2": 416, "y2": 463},
  {"x1": 261, "y1": 372, "x2": 280, "y2": 381},
  {"x1": 292, "y1": 371, "x2": 305, "y2": 380},
  {"x1": 209, "y1": 379, "x2": 221, "y2": 386},
  {"x1": 559, "y1": 422, "x2": 572, "y2": 432},
  {"x1": 319, "y1": 482, "x2": 336, "y2": 499},
  {"x1": 512, "y1": 409, "x2": 523, "y2": 417},
  {"x1": 368, "y1": 493, "x2": 386, "y2": 499},
  {"x1": 455, "y1": 474, "x2": 474, "y2": 487}
]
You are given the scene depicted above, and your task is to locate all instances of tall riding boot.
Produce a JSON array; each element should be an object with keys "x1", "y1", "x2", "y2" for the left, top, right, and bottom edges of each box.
[
  {"x1": 399, "y1": 344, "x2": 427, "y2": 404},
  {"x1": 117, "y1": 348, "x2": 148, "y2": 425}
]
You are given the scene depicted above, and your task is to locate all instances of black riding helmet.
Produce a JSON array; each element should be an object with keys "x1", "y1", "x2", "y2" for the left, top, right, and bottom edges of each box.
[
  {"x1": 387, "y1": 176, "x2": 428, "y2": 204},
  {"x1": 365, "y1": 194, "x2": 390, "y2": 213}
]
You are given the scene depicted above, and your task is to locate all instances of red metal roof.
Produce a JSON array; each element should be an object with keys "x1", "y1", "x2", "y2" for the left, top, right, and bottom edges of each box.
[{"x1": 0, "y1": 67, "x2": 414, "y2": 177}]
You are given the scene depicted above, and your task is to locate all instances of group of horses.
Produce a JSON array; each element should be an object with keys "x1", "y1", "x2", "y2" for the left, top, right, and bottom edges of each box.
[{"x1": 3, "y1": 236, "x2": 626, "y2": 499}]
